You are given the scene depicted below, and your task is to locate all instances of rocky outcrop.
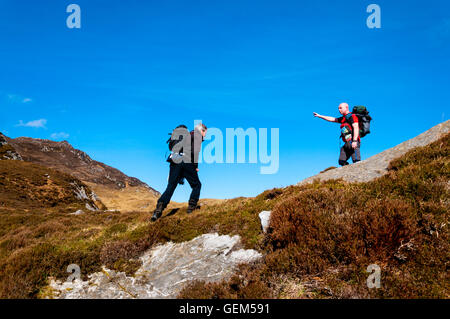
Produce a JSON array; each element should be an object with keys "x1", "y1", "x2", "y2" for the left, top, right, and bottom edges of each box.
[
  {"x1": 299, "y1": 120, "x2": 450, "y2": 185},
  {"x1": 0, "y1": 132, "x2": 22, "y2": 161},
  {"x1": 70, "y1": 181, "x2": 106, "y2": 210},
  {"x1": 47, "y1": 233, "x2": 262, "y2": 299},
  {"x1": 0, "y1": 133, "x2": 8, "y2": 147}
]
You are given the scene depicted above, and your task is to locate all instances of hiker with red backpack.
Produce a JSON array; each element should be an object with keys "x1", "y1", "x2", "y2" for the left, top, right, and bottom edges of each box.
[
  {"x1": 151, "y1": 123, "x2": 208, "y2": 222},
  {"x1": 313, "y1": 103, "x2": 371, "y2": 166}
]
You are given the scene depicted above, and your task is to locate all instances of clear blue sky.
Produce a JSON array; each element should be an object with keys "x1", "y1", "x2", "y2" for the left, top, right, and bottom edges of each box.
[{"x1": 1, "y1": 0, "x2": 449, "y2": 201}]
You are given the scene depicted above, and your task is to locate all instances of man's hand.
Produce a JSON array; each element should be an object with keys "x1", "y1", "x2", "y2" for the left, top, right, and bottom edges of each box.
[
  {"x1": 196, "y1": 168, "x2": 199, "y2": 172},
  {"x1": 351, "y1": 141, "x2": 358, "y2": 149},
  {"x1": 314, "y1": 113, "x2": 336, "y2": 122}
]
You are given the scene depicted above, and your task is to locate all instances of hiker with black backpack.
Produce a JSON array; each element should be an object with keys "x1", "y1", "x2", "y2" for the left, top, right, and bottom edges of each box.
[
  {"x1": 313, "y1": 102, "x2": 371, "y2": 166},
  {"x1": 151, "y1": 123, "x2": 208, "y2": 222}
]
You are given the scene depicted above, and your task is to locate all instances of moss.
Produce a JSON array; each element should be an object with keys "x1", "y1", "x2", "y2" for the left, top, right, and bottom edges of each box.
[
  {"x1": 104, "y1": 223, "x2": 128, "y2": 237},
  {"x1": 112, "y1": 258, "x2": 142, "y2": 276}
]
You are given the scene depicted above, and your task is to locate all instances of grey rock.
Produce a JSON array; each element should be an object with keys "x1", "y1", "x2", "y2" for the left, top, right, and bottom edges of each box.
[
  {"x1": 47, "y1": 233, "x2": 262, "y2": 299},
  {"x1": 85, "y1": 203, "x2": 96, "y2": 211},
  {"x1": 71, "y1": 182, "x2": 99, "y2": 210},
  {"x1": 0, "y1": 133, "x2": 23, "y2": 161},
  {"x1": 0, "y1": 134, "x2": 6, "y2": 147},
  {"x1": 3, "y1": 150, "x2": 23, "y2": 160},
  {"x1": 71, "y1": 182, "x2": 89, "y2": 201},
  {"x1": 70, "y1": 210, "x2": 84, "y2": 215},
  {"x1": 259, "y1": 211, "x2": 271, "y2": 233}
]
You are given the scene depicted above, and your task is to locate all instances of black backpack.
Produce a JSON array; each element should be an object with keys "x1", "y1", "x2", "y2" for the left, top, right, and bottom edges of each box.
[
  {"x1": 352, "y1": 106, "x2": 372, "y2": 138},
  {"x1": 167, "y1": 125, "x2": 189, "y2": 152}
]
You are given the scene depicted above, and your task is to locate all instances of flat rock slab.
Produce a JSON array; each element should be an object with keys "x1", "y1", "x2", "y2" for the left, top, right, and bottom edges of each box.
[
  {"x1": 48, "y1": 233, "x2": 262, "y2": 299},
  {"x1": 299, "y1": 120, "x2": 449, "y2": 185}
]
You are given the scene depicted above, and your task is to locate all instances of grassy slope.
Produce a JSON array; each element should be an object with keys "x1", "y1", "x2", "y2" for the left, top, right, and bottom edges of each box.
[
  {"x1": 85, "y1": 181, "x2": 224, "y2": 213},
  {"x1": 178, "y1": 133, "x2": 449, "y2": 299},
  {"x1": 0, "y1": 159, "x2": 94, "y2": 212},
  {"x1": 84, "y1": 182, "x2": 160, "y2": 212},
  {"x1": 0, "y1": 134, "x2": 448, "y2": 298}
]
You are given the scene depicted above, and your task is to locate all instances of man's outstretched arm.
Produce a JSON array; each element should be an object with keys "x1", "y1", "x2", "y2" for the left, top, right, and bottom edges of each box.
[{"x1": 313, "y1": 112, "x2": 336, "y2": 122}]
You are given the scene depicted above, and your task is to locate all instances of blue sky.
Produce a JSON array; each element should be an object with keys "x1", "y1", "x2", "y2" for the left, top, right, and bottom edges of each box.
[{"x1": 1, "y1": 0, "x2": 449, "y2": 201}]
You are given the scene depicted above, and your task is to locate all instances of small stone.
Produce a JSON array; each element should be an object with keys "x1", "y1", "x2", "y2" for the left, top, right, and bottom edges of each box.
[{"x1": 259, "y1": 211, "x2": 271, "y2": 233}]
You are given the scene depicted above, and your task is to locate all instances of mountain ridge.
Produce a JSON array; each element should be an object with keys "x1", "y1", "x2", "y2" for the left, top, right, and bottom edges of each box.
[{"x1": 3, "y1": 134, "x2": 159, "y2": 195}]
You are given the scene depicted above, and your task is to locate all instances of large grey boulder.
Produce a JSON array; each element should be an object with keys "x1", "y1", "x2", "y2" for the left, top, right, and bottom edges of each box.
[{"x1": 47, "y1": 233, "x2": 262, "y2": 299}]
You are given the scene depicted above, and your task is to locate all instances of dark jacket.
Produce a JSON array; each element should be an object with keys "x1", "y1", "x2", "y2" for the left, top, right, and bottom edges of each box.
[
  {"x1": 189, "y1": 128, "x2": 203, "y2": 168},
  {"x1": 168, "y1": 127, "x2": 203, "y2": 167}
]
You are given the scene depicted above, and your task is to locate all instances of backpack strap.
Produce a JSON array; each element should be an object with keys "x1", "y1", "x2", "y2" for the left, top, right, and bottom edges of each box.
[
  {"x1": 341, "y1": 113, "x2": 353, "y2": 126},
  {"x1": 339, "y1": 113, "x2": 356, "y2": 141}
]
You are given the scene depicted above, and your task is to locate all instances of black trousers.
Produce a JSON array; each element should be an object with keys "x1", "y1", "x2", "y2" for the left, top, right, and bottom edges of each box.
[
  {"x1": 157, "y1": 162, "x2": 201, "y2": 208},
  {"x1": 339, "y1": 141, "x2": 361, "y2": 166}
]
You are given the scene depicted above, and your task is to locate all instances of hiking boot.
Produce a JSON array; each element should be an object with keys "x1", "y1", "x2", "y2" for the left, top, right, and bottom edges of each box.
[
  {"x1": 151, "y1": 202, "x2": 164, "y2": 222},
  {"x1": 186, "y1": 201, "x2": 198, "y2": 214},
  {"x1": 338, "y1": 160, "x2": 349, "y2": 166}
]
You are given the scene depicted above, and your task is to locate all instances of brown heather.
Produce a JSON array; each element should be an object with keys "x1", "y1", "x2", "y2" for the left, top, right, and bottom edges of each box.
[
  {"x1": 178, "y1": 133, "x2": 449, "y2": 299},
  {"x1": 0, "y1": 134, "x2": 448, "y2": 298}
]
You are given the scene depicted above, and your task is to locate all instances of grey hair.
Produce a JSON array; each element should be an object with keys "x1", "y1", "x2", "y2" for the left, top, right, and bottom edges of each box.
[{"x1": 195, "y1": 123, "x2": 207, "y2": 132}]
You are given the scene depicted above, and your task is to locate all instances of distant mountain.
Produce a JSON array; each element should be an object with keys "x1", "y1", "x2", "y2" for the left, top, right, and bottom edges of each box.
[
  {"x1": 2, "y1": 134, "x2": 159, "y2": 194},
  {"x1": 1, "y1": 133, "x2": 160, "y2": 211},
  {"x1": 0, "y1": 137, "x2": 105, "y2": 211}
]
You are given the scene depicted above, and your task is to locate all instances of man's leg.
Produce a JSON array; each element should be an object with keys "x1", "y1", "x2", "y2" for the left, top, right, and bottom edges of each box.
[
  {"x1": 152, "y1": 163, "x2": 182, "y2": 221},
  {"x1": 182, "y1": 163, "x2": 202, "y2": 213},
  {"x1": 338, "y1": 142, "x2": 352, "y2": 166},
  {"x1": 351, "y1": 141, "x2": 361, "y2": 163}
]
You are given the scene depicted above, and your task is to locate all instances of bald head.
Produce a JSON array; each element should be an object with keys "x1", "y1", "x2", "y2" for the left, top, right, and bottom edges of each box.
[{"x1": 338, "y1": 103, "x2": 349, "y2": 115}]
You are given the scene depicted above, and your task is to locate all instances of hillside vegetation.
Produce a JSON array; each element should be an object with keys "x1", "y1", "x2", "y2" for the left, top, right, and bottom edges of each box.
[
  {"x1": 0, "y1": 160, "x2": 100, "y2": 212},
  {"x1": 179, "y1": 133, "x2": 449, "y2": 298},
  {"x1": 0, "y1": 134, "x2": 448, "y2": 299}
]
